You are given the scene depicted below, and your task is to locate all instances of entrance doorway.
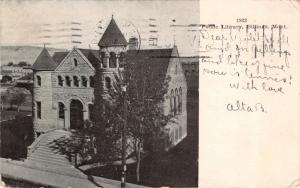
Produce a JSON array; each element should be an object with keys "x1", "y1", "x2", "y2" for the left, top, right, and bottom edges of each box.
[{"x1": 70, "y1": 99, "x2": 84, "y2": 129}]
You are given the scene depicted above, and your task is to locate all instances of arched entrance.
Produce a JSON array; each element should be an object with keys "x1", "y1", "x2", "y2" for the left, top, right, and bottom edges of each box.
[{"x1": 70, "y1": 99, "x2": 84, "y2": 129}]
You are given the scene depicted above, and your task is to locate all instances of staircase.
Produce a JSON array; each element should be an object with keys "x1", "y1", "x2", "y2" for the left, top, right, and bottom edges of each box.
[{"x1": 25, "y1": 130, "x2": 86, "y2": 178}]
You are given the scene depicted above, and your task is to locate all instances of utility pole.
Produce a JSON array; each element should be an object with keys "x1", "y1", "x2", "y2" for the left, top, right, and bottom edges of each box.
[{"x1": 121, "y1": 85, "x2": 127, "y2": 188}]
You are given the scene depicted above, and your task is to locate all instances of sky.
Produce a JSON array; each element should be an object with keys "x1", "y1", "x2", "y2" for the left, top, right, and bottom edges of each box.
[{"x1": 0, "y1": 0, "x2": 200, "y2": 56}]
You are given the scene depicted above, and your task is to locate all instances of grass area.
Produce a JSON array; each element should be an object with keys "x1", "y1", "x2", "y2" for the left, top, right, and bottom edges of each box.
[
  {"x1": 0, "y1": 115, "x2": 35, "y2": 159},
  {"x1": 85, "y1": 94, "x2": 199, "y2": 187}
]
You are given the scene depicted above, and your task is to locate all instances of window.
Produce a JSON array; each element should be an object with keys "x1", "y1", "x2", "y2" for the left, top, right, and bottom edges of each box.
[
  {"x1": 175, "y1": 64, "x2": 178, "y2": 74},
  {"x1": 73, "y1": 76, "x2": 79, "y2": 87},
  {"x1": 170, "y1": 132, "x2": 174, "y2": 144},
  {"x1": 66, "y1": 76, "x2": 71, "y2": 87},
  {"x1": 88, "y1": 104, "x2": 94, "y2": 121},
  {"x1": 109, "y1": 52, "x2": 117, "y2": 68},
  {"x1": 179, "y1": 87, "x2": 182, "y2": 112},
  {"x1": 74, "y1": 58, "x2": 78, "y2": 67},
  {"x1": 36, "y1": 75, "x2": 41, "y2": 86},
  {"x1": 179, "y1": 126, "x2": 183, "y2": 138},
  {"x1": 58, "y1": 75, "x2": 63, "y2": 86},
  {"x1": 175, "y1": 128, "x2": 179, "y2": 142},
  {"x1": 36, "y1": 101, "x2": 41, "y2": 119},
  {"x1": 170, "y1": 89, "x2": 174, "y2": 115},
  {"x1": 81, "y1": 76, "x2": 87, "y2": 87},
  {"x1": 58, "y1": 102, "x2": 65, "y2": 119},
  {"x1": 105, "y1": 77, "x2": 111, "y2": 89},
  {"x1": 119, "y1": 52, "x2": 125, "y2": 67},
  {"x1": 174, "y1": 88, "x2": 178, "y2": 115},
  {"x1": 89, "y1": 76, "x2": 94, "y2": 87},
  {"x1": 101, "y1": 52, "x2": 106, "y2": 68}
]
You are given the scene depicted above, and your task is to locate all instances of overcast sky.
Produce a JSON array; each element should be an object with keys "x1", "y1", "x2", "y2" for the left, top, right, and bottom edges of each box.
[{"x1": 0, "y1": 0, "x2": 200, "y2": 56}]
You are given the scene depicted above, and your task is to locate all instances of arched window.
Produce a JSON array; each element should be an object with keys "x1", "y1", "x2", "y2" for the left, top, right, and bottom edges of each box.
[
  {"x1": 101, "y1": 52, "x2": 106, "y2": 68},
  {"x1": 81, "y1": 76, "x2": 87, "y2": 87},
  {"x1": 58, "y1": 102, "x2": 65, "y2": 119},
  {"x1": 179, "y1": 87, "x2": 182, "y2": 112},
  {"x1": 179, "y1": 126, "x2": 183, "y2": 138},
  {"x1": 73, "y1": 76, "x2": 79, "y2": 87},
  {"x1": 109, "y1": 52, "x2": 116, "y2": 68},
  {"x1": 105, "y1": 77, "x2": 111, "y2": 89},
  {"x1": 174, "y1": 88, "x2": 178, "y2": 115},
  {"x1": 66, "y1": 76, "x2": 71, "y2": 87},
  {"x1": 36, "y1": 75, "x2": 41, "y2": 86},
  {"x1": 74, "y1": 58, "x2": 78, "y2": 67},
  {"x1": 89, "y1": 76, "x2": 94, "y2": 87},
  {"x1": 119, "y1": 52, "x2": 125, "y2": 67},
  {"x1": 58, "y1": 75, "x2": 63, "y2": 86},
  {"x1": 170, "y1": 89, "x2": 174, "y2": 115}
]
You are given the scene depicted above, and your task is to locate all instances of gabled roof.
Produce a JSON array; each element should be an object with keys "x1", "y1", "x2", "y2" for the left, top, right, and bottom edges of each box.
[
  {"x1": 78, "y1": 49, "x2": 101, "y2": 69},
  {"x1": 98, "y1": 18, "x2": 127, "y2": 47},
  {"x1": 125, "y1": 48, "x2": 174, "y2": 100},
  {"x1": 32, "y1": 48, "x2": 58, "y2": 71},
  {"x1": 52, "y1": 52, "x2": 69, "y2": 64}
]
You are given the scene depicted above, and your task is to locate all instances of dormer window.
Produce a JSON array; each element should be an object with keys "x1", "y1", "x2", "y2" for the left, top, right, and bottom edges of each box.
[{"x1": 74, "y1": 58, "x2": 78, "y2": 67}]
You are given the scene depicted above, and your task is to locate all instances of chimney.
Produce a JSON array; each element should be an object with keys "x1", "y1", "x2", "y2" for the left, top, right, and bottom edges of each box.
[{"x1": 128, "y1": 37, "x2": 138, "y2": 50}]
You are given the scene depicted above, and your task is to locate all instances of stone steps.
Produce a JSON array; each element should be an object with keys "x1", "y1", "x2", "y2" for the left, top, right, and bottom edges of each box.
[
  {"x1": 31, "y1": 151, "x2": 69, "y2": 161},
  {"x1": 27, "y1": 156, "x2": 71, "y2": 167}
]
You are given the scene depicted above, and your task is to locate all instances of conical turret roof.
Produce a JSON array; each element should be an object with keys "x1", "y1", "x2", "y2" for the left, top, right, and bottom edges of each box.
[
  {"x1": 98, "y1": 17, "x2": 127, "y2": 47},
  {"x1": 32, "y1": 47, "x2": 58, "y2": 70}
]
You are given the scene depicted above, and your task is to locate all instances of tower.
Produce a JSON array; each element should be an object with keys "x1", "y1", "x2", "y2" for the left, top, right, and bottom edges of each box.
[{"x1": 96, "y1": 16, "x2": 128, "y2": 99}]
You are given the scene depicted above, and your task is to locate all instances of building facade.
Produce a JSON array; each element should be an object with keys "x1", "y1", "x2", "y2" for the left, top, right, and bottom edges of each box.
[{"x1": 32, "y1": 18, "x2": 187, "y2": 146}]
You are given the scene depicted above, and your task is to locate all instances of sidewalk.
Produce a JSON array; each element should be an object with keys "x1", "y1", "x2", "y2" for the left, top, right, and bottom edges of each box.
[{"x1": 0, "y1": 158, "x2": 148, "y2": 188}]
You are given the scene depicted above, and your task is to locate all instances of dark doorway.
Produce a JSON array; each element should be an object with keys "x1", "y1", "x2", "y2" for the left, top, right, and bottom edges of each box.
[{"x1": 70, "y1": 100, "x2": 83, "y2": 129}]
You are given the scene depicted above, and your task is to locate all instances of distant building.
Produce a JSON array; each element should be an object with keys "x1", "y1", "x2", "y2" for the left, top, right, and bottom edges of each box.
[
  {"x1": 1, "y1": 65, "x2": 32, "y2": 82},
  {"x1": 32, "y1": 17, "x2": 187, "y2": 146}
]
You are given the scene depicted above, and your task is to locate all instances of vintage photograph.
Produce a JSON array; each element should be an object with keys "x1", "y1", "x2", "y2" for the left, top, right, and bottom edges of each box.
[{"x1": 0, "y1": 0, "x2": 199, "y2": 187}]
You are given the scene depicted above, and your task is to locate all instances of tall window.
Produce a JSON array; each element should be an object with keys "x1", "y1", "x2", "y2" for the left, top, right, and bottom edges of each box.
[
  {"x1": 74, "y1": 58, "x2": 78, "y2": 67},
  {"x1": 179, "y1": 126, "x2": 183, "y2": 138},
  {"x1": 179, "y1": 87, "x2": 182, "y2": 112},
  {"x1": 101, "y1": 52, "x2": 106, "y2": 68},
  {"x1": 36, "y1": 75, "x2": 41, "y2": 86},
  {"x1": 36, "y1": 101, "x2": 41, "y2": 119},
  {"x1": 109, "y1": 52, "x2": 117, "y2": 68},
  {"x1": 73, "y1": 76, "x2": 79, "y2": 87},
  {"x1": 175, "y1": 128, "x2": 179, "y2": 142},
  {"x1": 170, "y1": 131, "x2": 174, "y2": 144},
  {"x1": 88, "y1": 104, "x2": 94, "y2": 121},
  {"x1": 105, "y1": 77, "x2": 111, "y2": 89},
  {"x1": 58, "y1": 102, "x2": 65, "y2": 119},
  {"x1": 89, "y1": 76, "x2": 94, "y2": 87},
  {"x1": 174, "y1": 88, "x2": 178, "y2": 115},
  {"x1": 66, "y1": 76, "x2": 71, "y2": 87},
  {"x1": 119, "y1": 52, "x2": 125, "y2": 68},
  {"x1": 170, "y1": 89, "x2": 174, "y2": 115},
  {"x1": 58, "y1": 75, "x2": 63, "y2": 86},
  {"x1": 81, "y1": 76, "x2": 87, "y2": 87}
]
